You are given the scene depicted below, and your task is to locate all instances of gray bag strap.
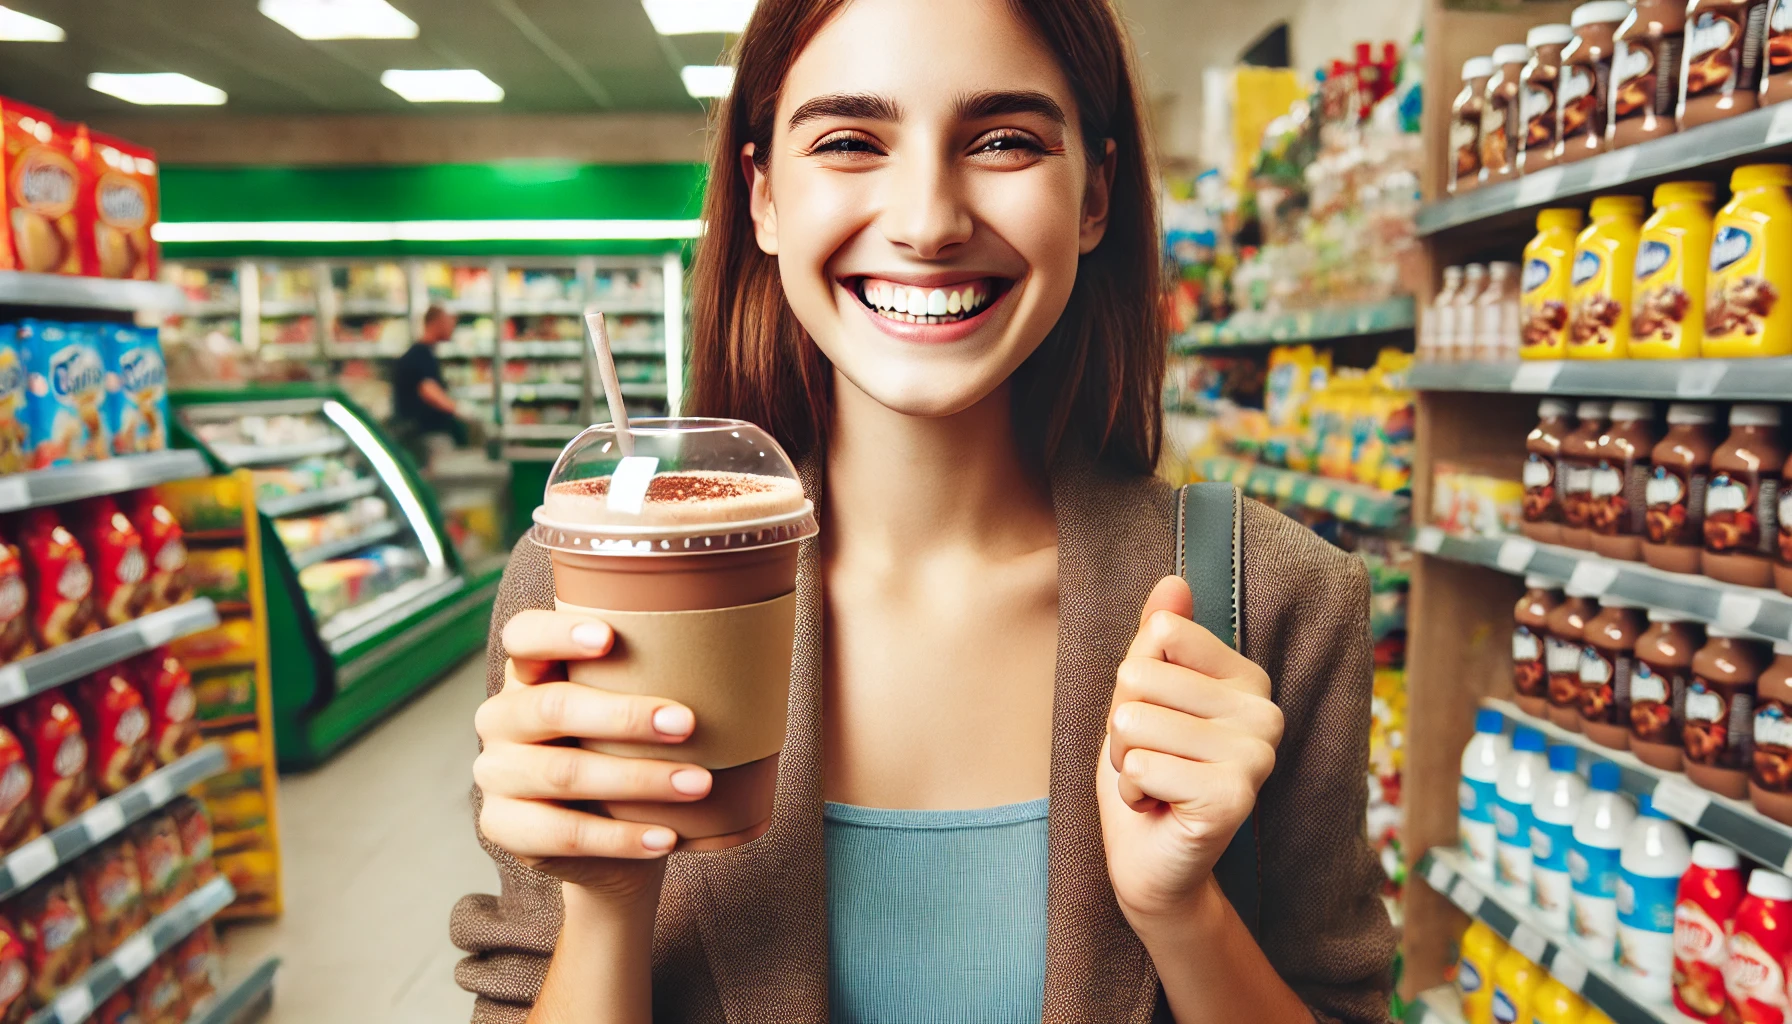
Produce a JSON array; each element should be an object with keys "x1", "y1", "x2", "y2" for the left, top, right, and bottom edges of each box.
[{"x1": 1176, "y1": 482, "x2": 1260, "y2": 938}]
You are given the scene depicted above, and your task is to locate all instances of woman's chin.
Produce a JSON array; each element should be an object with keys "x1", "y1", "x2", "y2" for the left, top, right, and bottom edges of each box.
[{"x1": 835, "y1": 362, "x2": 1008, "y2": 420}]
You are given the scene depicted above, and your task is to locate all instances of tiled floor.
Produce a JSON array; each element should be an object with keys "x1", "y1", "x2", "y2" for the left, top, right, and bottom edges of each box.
[{"x1": 222, "y1": 655, "x2": 493, "y2": 1023}]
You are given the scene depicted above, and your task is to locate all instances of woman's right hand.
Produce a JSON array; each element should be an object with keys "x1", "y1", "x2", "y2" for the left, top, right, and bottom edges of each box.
[{"x1": 473, "y1": 609, "x2": 713, "y2": 902}]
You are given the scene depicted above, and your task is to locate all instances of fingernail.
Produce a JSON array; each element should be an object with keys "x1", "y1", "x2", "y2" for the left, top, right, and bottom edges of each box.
[
  {"x1": 670, "y1": 769, "x2": 710, "y2": 796},
  {"x1": 653, "y1": 706, "x2": 694, "y2": 736},
  {"x1": 642, "y1": 828, "x2": 676, "y2": 851},
  {"x1": 570, "y1": 622, "x2": 609, "y2": 652}
]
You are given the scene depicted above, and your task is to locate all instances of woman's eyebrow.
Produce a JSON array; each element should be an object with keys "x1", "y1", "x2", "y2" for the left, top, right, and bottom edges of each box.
[
  {"x1": 787, "y1": 92, "x2": 903, "y2": 130},
  {"x1": 954, "y1": 90, "x2": 1066, "y2": 125}
]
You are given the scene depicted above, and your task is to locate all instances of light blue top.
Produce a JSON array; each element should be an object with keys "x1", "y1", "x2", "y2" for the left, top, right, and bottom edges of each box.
[{"x1": 824, "y1": 798, "x2": 1050, "y2": 1024}]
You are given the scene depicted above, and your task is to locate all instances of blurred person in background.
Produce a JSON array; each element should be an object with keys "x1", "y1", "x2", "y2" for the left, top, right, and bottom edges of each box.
[{"x1": 390, "y1": 304, "x2": 466, "y2": 467}]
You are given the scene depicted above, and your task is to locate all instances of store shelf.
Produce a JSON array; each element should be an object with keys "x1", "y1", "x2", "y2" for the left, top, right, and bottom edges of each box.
[
  {"x1": 1198, "y1": 456, "x2": 1410, "y2": 528},
  {"x1": 321, "y1": 572, "x2": 463, "y2": 653},
  {"x1": 191, "y1": 956, "x2": 279, "y2": 1024},
  {"x1": 1173, "y1": 296, "x2": 1415, "y2": 351},
  {"x1": 187, "y1": 301, "x2": 240, "y2": 318},
  {"x1": 1488, "y1": 697, "x2": 1792, "y2": 873},
  {"x1": 257, "y1": 344, "x2": 322, "y2": 362},
  {"x1": 1410, "y1": 358, "x2": 1792, "y2": 400},
  {"x1": 435, "y1": 345, "x2": 495, "y2": 359},
  {"x1": 0, "y1": 272, "x2": 185, "y2": 313},
  {"x1": 209, "y1": 434, "x2": 349, "y2": 467},
  {"x1": 499, "y1": 423, "x2": 581, "y2": 442},
  {"x1": 1412, "y1": 527, "x2": 1792, "y2": 645},
  {"x1": 1415, "y1": 847, "x2": 1698, "y2": 1024},
  {"x1": 0, "y1": 599, "x2": 220, "y2": 709},
  {"x1": 503, "y1": 299, "x2": 584, "y2": 315},
  {"x1": 620, "y1": 382, "x2": 668, "y2": 400},
  {"x1": 443, "y1": 297, "x2": 493, "y2": 315},
  {"x1": 587, "y1": 299, "x2": 664, "y2": 315},
  {"x1": 501, "y1": 340, "x2": 581, "y2": 358},
  {"x1": 0, "y1": 745, "x2": 227, "y2": 902},
  {"x1": 0, "y1": 451, "x2": 213, "y2": 514},
  {"x1": 1406, "y1": 987, "x2": 1465, "y2": 1024},
  {"x1": 326, "y1": 342, "x2": 406, "y2": 360},
  {"x1": 1418, "y1": 102, "x2": 1792, "y2": 237},
  {"x1": 27, "y1": 875, "x2": 236, "y2": 1024},
  {"x1": 257, "y1": 478, "x2": 380, "y2": 519},
  {"x1": 286, "y1": 520, "x2": 403, "y2": 570},
  {"x1": 337, "y1": 299, "x2": 407, "y2": 316}
]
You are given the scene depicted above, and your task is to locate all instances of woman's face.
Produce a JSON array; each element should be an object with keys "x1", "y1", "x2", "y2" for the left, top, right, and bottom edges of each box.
[{"x1": 746, "y1": 0, "x2": 1112, "y2": 419}]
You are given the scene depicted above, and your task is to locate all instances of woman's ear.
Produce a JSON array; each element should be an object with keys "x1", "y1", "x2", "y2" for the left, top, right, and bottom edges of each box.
[
  {"x1": 1078, "y1": 139, "x2": 1117, "y2": 255},
  {"x1": 741, "y1": 143, "x2": 780, "y2": 256}
]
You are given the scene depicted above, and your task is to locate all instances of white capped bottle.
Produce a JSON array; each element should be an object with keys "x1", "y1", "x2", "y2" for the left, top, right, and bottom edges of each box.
[
  {"x1": 1462, "y1": 708, "x2": 1510, "y2": 877},
  {"x1": 1569, "y1": 760, "x2": 1635, "y2": 961},
  {"x1": 1530, "y1": 743, "x2": 1586, "y2": 930},
  {"x1": 1496, "y1": 726, "x2": 1547, "y2": 892},
  {"x1": 1617, "y1": 796, "x2": 1691, "y2": 999}
]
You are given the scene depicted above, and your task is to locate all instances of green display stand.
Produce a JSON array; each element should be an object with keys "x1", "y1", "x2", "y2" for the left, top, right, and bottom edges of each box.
[{"x1": 171, "y1": 384, "x2": 501, "y2": 769}]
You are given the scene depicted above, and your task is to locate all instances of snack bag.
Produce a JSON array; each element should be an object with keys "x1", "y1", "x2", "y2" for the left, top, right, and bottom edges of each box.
[
  {"x1": 77, "y1": 129, "x2": 158, "y2": 281},
  {"x1": 130, "y1": 952, "x2": 184, "y2": 1024},
  {"x1": 118, "y1": 492, "x2": 187, "y2": 613},
  {"x1": 99, "y1": 326, "x2": 167, "y2": 456},
  {"x1": 171, "y1": 923, "x2": 219, "y2": 1009},
  {"x1": 19, "y1": 319, "x2": 106, "y2": 467},
  {"x1": 10, "y1": 689, "x2": 94, "y2": 828},
  {"x1": 0, "y1": 100, "x2": 80, "y2": 275},
  {"x1": 0, "y1": 724, "x2": 37, "y2": 854},
  {"x1": 13, "y1": 507, "x2": 96, "y2": 647},
  {"x1": 16, "y1": 873, "x2": 91, "y2": 1008},
  {"x1": 0, "y1": 914, "x2": 30, "y2": 1024},
  {"x1": 168, "y1": 797, "x2": 214, "y2": 882},
  {"x1": 0, "y1": 326, "x2": 25, "y2": 475},
  {"x1": 68, "y1": 496, "x2": 147, "y2": 627},
  {"x1": 128, "y1": 811, "x2": 188, "y2": 914},
  {"x1": 131, "y1": 651, "x2": 197, "y2": 767},
  {"x1": 0, "y1": 531, "x2": 34, "y2": 665},
  {"x1": 93, "y1": 991, "x2": 137, "y2": 1024},
  {"x1": 76, "y1": 669, "x2": 152, "y2": 795},
  {"x1": 73, "y1": 837, "x2": 145, "y2": 956}
]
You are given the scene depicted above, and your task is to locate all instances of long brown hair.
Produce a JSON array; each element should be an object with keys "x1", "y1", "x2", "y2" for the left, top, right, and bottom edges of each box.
[{"x1": 685, "y1": 0, "x2": 1163, "y2": 475}]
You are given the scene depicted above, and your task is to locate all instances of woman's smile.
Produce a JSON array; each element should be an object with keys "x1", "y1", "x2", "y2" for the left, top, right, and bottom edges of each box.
[{"x1": 839, "y1": 274, "x2": 1016, "y2": 340}]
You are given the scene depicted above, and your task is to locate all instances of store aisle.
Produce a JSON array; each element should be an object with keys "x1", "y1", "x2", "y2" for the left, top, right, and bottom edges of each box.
[{"x1": 222, "y1": 654, "x2": 493, "y2": 1023}]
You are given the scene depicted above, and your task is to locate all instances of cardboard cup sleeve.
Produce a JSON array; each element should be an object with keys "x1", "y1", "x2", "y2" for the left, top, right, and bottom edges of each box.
[{"x1": 558, "y1": 592, "x2": 796, "y2": 769}]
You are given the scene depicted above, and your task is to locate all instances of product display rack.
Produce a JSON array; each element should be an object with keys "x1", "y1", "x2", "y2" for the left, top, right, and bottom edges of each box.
[
  {"x1": 1197, "y1": 455, "x2": 1411, "y2": 529},
  {"x1": 0, "y1": 600, "x2": 220, "y2": 710},
  {"x1": 0, "y1": 452, "x2": 214, "y2": 514},
  {"x1": 169, "y1": 385, "x2": 501, "y2": 768},
  {"x1": 1175, "y1": 296, "x2": 1417, "y2": 352},
  {"x1": 1409, "y1": 358, "x2": 1792, "y2": 400},
  {"x1": 0, "y1": 272, "x2": 185, "y2": 313}
]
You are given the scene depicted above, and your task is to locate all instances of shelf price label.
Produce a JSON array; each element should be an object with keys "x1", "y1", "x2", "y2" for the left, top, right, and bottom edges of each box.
[
  {"x1": 112, "y1": 932, "x2": 155, "y2": 978},
  {"x1": 1676, "y1": 362, "x2": 1728, "y2": 398},
  {"x1": 0, "y1": 666, "x2": 25, "y2": 706},
  {"x1": 1768, "y1": 102, "x2": 1792, "y2": 146},
  {"x1": 1414, "y1": 527, "x2": 1445, "y2": 555},
  {"x1": 1426, "y1": 858, "x2": 1453, "y2": 894},
  {"x1": 1510, "y1": 362, "x2": 1563, "y2": 393},
  {"x1": 1449, "y1": 877, "x2": 1484, "y2": 915},
  {"x1": 1333, "y1": 493, "x2": 1358, "y2": 520},
  {"x1": 7, "y1": 835, "x2": 57, "y2": 890},
  {"x1": 1274, "y1": 474, "x2": 1297, "y2": 499},
  {"x1": 1547, "y1": 949, "x2": 1588, "y2": 993},
  {"x1": 1515, "y1": 167, "x2": 1566, "y2": 207},
  {"x1": 1651, "y1": 778, "x2": 1712, "y2": 826},
  {"x1": 50, "y1": 984, "x2": 92, "y2": 1024},
  {"x1": 1497, "y1": 539, "x2": 1538, "y2": 573},
  {"x1": 83, "y1": 801, "x2": 126, "y2": 844},
  {"x1": 1567, "y1": 560, "x2": 1619, "y2": 596},
  {"x1": 1716, "y1": 592, "x2": 1764, "y2": 633},
  {"x1": 1508, "y1": 924, "x2": 1548, "y2": 964}
]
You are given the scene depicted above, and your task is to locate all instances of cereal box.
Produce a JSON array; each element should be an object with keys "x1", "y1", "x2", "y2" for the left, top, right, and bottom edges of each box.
[
  {"x1": 0, "y1": 326, "x2": 24, "y2": 474},
  {"x1": 19, "y1": 319, "x2": 107, "y2": 467},
  {"x1": 77, "y1": 128, "x2": 159, "y2": 280},
  {"x1": 0, "y1": 99, "x2": 80, "y2": 276},
  {"x1": 99, "y1": 325, "x2": 168, "y2": 455}
]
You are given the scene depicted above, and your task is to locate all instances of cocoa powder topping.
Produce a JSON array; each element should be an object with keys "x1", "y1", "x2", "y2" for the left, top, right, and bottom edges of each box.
[{"x1": 557, "y1": 472, "x2": 776, "y2": 504}]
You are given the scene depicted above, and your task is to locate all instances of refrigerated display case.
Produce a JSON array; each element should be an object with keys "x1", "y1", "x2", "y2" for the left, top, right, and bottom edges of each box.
[{"x1": 168, "y1": 385, "x2": 501, "y2": 768}]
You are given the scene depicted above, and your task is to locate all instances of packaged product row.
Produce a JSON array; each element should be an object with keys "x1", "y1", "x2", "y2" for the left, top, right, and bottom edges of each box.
[
  {"x1": 0, "y1": 804, "x2": 219, "y2": 1020},
  {"x1": 1453, "y1": 925, "x2": 1611, "y2": 1024},
  {"x1": 1, "y1": 95, "x2": 158, "y2": 281},
  {"x1": 182, "y1": 412, "x2": 331, "y2": 451},
  {"x1": 296, "y1": 544, "x2": 427, "y2": 624},
  {"x1": 0, "y1": 492, "x2": 191, "y2": 662},
  {"x1": 1520, "y1": 398, "x2": 1792, "y2": 593},
  {"x1": 0, "y1": 320, "x2": 169, "y2": 472},
  {"x1": 270, "y1": 496, "x2": 391, "y2": 554},
  {"x1": 1448, "y1": 0, "x2": 1792, "y2": 197}
]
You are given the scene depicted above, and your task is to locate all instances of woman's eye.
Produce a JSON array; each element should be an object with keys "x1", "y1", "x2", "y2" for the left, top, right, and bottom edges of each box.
[
  {"x1": 813, "y1": 135, "x2": 880, "y2": 155},
  {"x1": 973, "y1": 133, "x2": 1046, "y2": 157}
]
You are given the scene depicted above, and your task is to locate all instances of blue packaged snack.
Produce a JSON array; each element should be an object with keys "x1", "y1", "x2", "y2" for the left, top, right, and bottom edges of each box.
[
  {"x1": 19, "y1": 319, "x2": 107, "y2": 467},
  {"x1": 99, "y1": 324, "x2": 168, "y2": 455},
  {"x1": 0, "y1": 325, "x2": 25, "y2": 473}
]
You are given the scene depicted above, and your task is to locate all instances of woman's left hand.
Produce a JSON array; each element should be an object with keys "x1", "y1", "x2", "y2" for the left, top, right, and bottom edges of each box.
[{"x1": 1098, "y1": 575, "x2": 1283, "y2": 925}]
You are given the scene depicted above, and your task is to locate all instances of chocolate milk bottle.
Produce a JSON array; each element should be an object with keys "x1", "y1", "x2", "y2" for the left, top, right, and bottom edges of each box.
[
  {"x1": 1611, "y1": 0, "x2": 1687, "y2": 146},
  {"x1": 1515, "y1": 575, "x2": 1564, "y2": 718},
  {"x1": 1750, "y1": 642, "x2": 1792, "y2": 823},
  {"x1": 1703, "y1": 404, "x2": 1784, "y2": 588},
  {"x1": 530, "y1": 418, "x2": 818, "y2": 849},
  {"x1": 1521, "y1": 25, "x2": 1577, "y2": 173},
  {"x1": 1776, "y1": 446, "x2": 1792, "y2": 596},
  {"x1": 1580, "y1": 598, "x2": 1646, "y2": 749},
  {"x1": 1452, "y1": 264, "x2": 1490, "y2": 362},
  {"x1": 1589, "y1": 400, "x2": 1658, "y2": 561},
  {"x1": 1559, "y1": 2, "x2": 1631, "y2": 162},
  {"x1": 1560, "y1": 400, "x2": 1613, "y2": 549},
  {"x1": 1483, "y1": 44, "x2": 1533, "y2": 185},
  {"x1": 1453, "y1": 57, "x2": 1495, "y2": 194},
  {"x1": 1680, "y1": 0, "x2": 1770, "y2": 128},
  {"x1": 1764, "y1": 0, "x2": 1792, "y2": 103},
  {"x1": 1546, "y1": 586, "x2": 1601, "y2": 731},
  {"x1": 1686, "y1": 627, "x2": 1770, "y2": 798},
  {"x1": 1643, "y1": 403, "x2": 1717, "y2": 574},
  {"x1": 1524, "y1": 398, "x2": 1576, "y2": 544},
  {"x1": 1631, "y1": 610, "x2": 1703, "y2": 769}
]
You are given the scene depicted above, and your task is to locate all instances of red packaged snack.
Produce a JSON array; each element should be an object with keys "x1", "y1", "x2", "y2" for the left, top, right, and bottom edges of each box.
[
  {"x1": 117, "y1": 493, "x2": 186, "y2": 614},
  {"x1": 167, "y1": 798, "x2": 213, "y2": 884},
  {"x1": 15, "y1": 873, "x2": 91, "y2": 1007},
  {"x1": 12, "y1": 509, "x2": 96, "y2": 648},
  {"x1": 10, "y1": 689, "x2": 93, "y2": 828},
  {"x1": 170, "y1": 923, "x2": 218, "y2": 1009},
  {"x1": 73, "y1": 838, "x2": 144, "y2": 957},
  {"x1": 93, "y1": 990, "x2": 135, "y2": 1024},
  {"x1": 130, "y1": 952, "x2": 183, "y2": 1024},
  {"x1": 129, "y1": 651, "x2": 196, "y2": 768},
  {"x1": 1674, "y1": 840, "x2": 1746, "y2": 1021},
  {"x1": 1723, "y1": 869, "x2": 1792, "y2": 1024},
  {"x1": 0, "y1": 99, "x2": 80, "y2": 276},
  {"x1": 0, "y1": 534, "x2": 32, "y2": 665},
  {"x1": 0, "y1": 914, "x2": 30, "y2": 1024},
  {"x1": 127, "y1": 811, "x2": 187, "y2": 915},
  {"x1": 68, "y1": 497, "x2": 147, "y2": 628},
  {"x1": 0, "y1": 723, "x2": 38, "y2": 855},
  {"x1": 76, "y1": 669, "x2": 151, "y2": 795},
  {"x1": 76, "y1": 129, "x2": 158, "y2": 281}
]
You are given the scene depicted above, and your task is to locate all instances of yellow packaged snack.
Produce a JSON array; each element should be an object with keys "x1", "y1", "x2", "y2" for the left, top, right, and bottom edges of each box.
[
  {"x1": 1527, "y1": 976, "x2": 1584, "y2": 1024},
  {"x1": 1631, "y1": 181, "x2": 1715, "y2": 359},
  {"x1": 1569, "y1": 195, "x2": 1645, "y2": 359},
  {"x1": 1522, "y1": 208, "x2": 1585, "y2": 359},
  {"x1": 1577, "y1": 1010, "x2": 1615, "y2": 1024},
  {"x1": 1458, "y1": 920, "x2": 1509, "y2": 1024},
  {"x1": 1490, "y1": 947, "x2": 1544, "y2": 1024},
  {"x1": 1705, "y1": 164, "x2": 1792, "y2": 359}
]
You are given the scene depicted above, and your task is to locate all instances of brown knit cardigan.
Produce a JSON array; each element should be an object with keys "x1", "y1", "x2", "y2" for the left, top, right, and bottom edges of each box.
[{"x1": 451, "y1": 452, "x2": 1396, "y2": 1023}]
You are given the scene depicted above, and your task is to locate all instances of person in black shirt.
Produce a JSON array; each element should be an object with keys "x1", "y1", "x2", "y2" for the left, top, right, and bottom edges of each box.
[{"x1": 390, "y1": 304, "x2": 466, "y2": 465}]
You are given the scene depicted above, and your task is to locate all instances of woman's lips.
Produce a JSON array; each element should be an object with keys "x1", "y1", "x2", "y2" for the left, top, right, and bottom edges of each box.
[{"x1": 842, "y1": 275, "x2": 1014, "y2": 343}]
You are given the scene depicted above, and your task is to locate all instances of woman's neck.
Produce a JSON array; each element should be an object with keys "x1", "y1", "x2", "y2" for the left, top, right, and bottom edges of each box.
[{"x1": 823, "y1": 371, "x2": 1056, "y2": 560}]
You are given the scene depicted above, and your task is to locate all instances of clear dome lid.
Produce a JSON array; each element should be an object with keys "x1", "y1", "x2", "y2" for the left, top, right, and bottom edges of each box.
[{"x1": 530, "y1": 418, "x2": 817, "y2": 556}]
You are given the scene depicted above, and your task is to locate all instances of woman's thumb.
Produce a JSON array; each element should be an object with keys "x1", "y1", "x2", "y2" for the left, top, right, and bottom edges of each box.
[{"x1": 1136, "y1": 575, "x2": 1194, "y2": 630}]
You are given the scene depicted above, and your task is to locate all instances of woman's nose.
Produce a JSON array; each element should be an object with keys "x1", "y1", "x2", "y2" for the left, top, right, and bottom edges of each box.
[{"x1": 878, "y1": 154, "x2": 973, "y2": 260}]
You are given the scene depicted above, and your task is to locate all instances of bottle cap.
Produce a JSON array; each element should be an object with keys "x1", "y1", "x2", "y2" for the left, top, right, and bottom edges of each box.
[
  {"x1": 1646, "y1": 607, "x2": 1691, "y2": 624},
  {"x1": 1589, "y1": 195, "x2": 1646, "y2": 220},
  {"x1": 1571, "y1": 0, "x2": 1633, "y2": 26},
  {"x1": 1537, "y1": 208, "x2": 1586, "y2": 233},
  {"x1": 1525, "y1": 573, "x2": 1561, "y2": 589},
  {"x1": 1732, "y1": 164, "x2": 1792, "y2": 192},
  {"x1": 1487, "y1": 261, "x2": 1517, "y2": 276},
  {"x1": 1563, "y1": 582, "x2": 1600, "y2": 599},
  {"x1": 1654, "y1": 181, "x2": 1716, "y2": 207},
  {"x1": 1493, "y1": 43, "x2": 1533, "y2": 65},
  {"x1": 1691, "y1": 839, "x2": 1740, "y2": 870},
  {"x1": 1527, "y1": 24, "x2": 1575, "y2": 48},
  {"x1": 1443, "y1": 265, "x2": 1465, "y2": 282},
  {"x1": 1576, "y1": 399, "x2": 1612, "y2": 420},
  {"x1": 1514, "y1": 727, "x2": 1546, "y2": 753},
  {"x1": 1598, "y1": 596, "x2": 1643, "y2": 609},
  {"x1": 1702, "y1": 624, "x2": 1748, "y2": 639},
  {"x1": 1539, "y1": 398, "x2": 1574, "y2": 419},
  {"x1": 1666, "y1": 403, "x2": 1717, "y2": 425},
  {"x1": 1588, "y1": 761, "x2": 1620, "y2": 792},
  {"x1": 1731, "y1": 404, "x2": 1782, "y2": 427},
  {"x1": 1775, "y1": 640, "x2": 1792, "y2": 657},
  {"x1": 1547, "y1": 745, "x2": 1578, "y2": 772},
  {"x1": 1476, "y1": 708, "x2": 1506, "y2": 734},
  {"x1": 1464, "y1": 263, "x2": 1489, "y2": 277},
  {"x1": 1463, "y1": 56, "x2": 1495, "y2": 80},
  {"x1": 1749, "y1": 870, "x2": 1792, "y2": 900},
  {"x1": 1611, "y1": 400, "x2": 1654, "y2": 422}
]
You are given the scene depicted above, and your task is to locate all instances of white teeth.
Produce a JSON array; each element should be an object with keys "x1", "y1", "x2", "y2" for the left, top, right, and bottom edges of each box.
[
  {"x1": 906, "y1": 288, "x2": 926, "y2": 315},
  {"x1": 947, "y1": 290, "x2": 962, "y2": 314},
  {"x1": 858, "y1": 278, "x2": 995, "y2": 322},
  {"x1": 927, "y1": 289, "x2": 948, "y2": 316},
  {"x1": 891, "y1": 288, "x2": 907, "y2": 313}
]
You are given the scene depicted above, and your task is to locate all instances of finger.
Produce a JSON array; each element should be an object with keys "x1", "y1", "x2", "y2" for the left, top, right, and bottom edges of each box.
[
  {"x1": 1113, "y1": 656, "x2": 1277, "y2": 726},
  {"x1": 474, "y1": 744, "x2": 712, "y2": 803},
  {"x1": 1102, "y1": 737, "x2": 1156, "y2": 811},
  {"x1": 1108, "y1": 701, "x2": 1277, "y2": 785},
  {"x1": 474, "y1": 681, "x2": 696, "y2": 745},
  {"x1": 480, "y1": 797, "x2": 677, "y2": 859},
  {"x1": 502, "y1": 609, "x2": 616, "y2": 675},
  {"x1": 504, "y1": 657, "x2": 566, "y2": 691},
  {"x1": 1135, "y1": 575, "x2": 1193, "y2": 631},
  {"x1": 1121, "y1": 747, "x2": 1258, "y2": 828},
  {"x1": 1128, "y1": 608, "x2": 1268, "y2": 699}
]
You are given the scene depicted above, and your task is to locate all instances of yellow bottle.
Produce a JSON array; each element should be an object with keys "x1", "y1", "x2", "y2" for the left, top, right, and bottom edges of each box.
[
  {"x1": 1568, "y1": 195, "x2": 1646, "y2": 359},
  {"x1": 1631, "y1": 181, "x2": 1716, "y2": 359},
  {"x1": 1489, "y1": 947, "x2": 1545, "y2": 1024},
  {"x1": 1458, "y1": 921, "x2": 1510, "y2": 1024},
  {"x1": 1704, "y1": 163, "x2": 1792, "y2": 358},
  {"x1": 1527, "y1": 976, "x2": 1586, "y2": 1024},
  {"x1": 1522, "y1": 208, "x2": 1585, "y2": 359}
]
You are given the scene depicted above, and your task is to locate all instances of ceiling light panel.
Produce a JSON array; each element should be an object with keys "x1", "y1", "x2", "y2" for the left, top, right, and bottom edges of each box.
[
  {"x1": 643, "y1": 0, "x2": 755, "y2": 35},
  {"x1": 88, "y1": 73, "x2": 227, "y2": 106},
  {"x1": 0, "y1": 6, "x2": 63, "y2": 41},
  {"x1": 680, "y1": 65, "x2": 734, "y2": 99},
  {"x1": 381, "y1": 69, "x2": 504, "y2": 103},
  {"x1": 259, "y1": 0, "x2": 418, "y2": 40}
]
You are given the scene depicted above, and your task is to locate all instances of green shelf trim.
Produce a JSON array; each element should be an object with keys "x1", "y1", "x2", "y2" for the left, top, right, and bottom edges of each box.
[
  {"x1": 1196, "y1": 456, "x2": 1410, "y2": 529},
  {"x1": 1173, "y1": 296, "x2": 1416, "y2": 352}
]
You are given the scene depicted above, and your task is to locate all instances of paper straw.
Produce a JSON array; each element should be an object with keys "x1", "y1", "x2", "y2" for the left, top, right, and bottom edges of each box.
[{"x1": 583, "y1": 311, "x2": 633, "y2": 456}]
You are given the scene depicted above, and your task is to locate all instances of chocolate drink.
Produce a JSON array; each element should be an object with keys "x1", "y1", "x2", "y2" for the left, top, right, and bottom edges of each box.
[{"x1": 531, "y1": 422, "x2": 818, "y2": 850}]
